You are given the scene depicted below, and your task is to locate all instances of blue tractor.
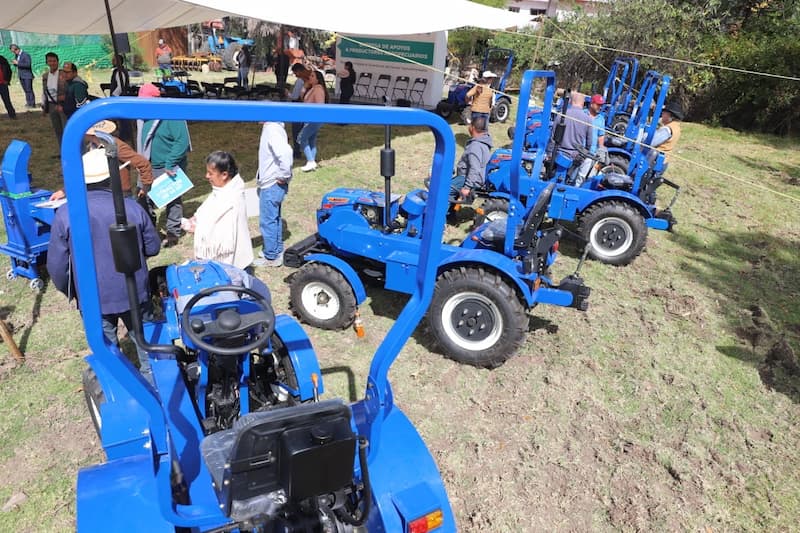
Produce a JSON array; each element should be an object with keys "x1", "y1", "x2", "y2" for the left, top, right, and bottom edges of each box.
[
  {"x1": 475, "y1": 69, "x2": 679, "y2": 266},
  {"x1": 67, "y1": 98, "x2": 458, "y2": 532},
  {"x1": 599, "y1": 56, "x2": 640, "y2": 133},
  {"x1": 435, "y1": 47, "x2": 515, "y2": 124},
  {"x1": 285, "y1": 69, "x2": 590, "y2": 369}
]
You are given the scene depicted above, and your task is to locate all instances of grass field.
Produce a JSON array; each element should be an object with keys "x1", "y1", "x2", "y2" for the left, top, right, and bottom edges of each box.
[{"x1": 0, "y1": 69, "x2": 799, "y2": 531}]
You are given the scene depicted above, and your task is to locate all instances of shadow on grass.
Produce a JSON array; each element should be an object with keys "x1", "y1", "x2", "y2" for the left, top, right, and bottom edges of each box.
[
  {"x1": 717, "y1": 345, "x2": 800, "y2": 403},
  {"x1": 729, "y1": 155, "x2": 800, "y2": 187},
  {"x1": 672, "y1": 226, "x2": 800, "y2": 401}
]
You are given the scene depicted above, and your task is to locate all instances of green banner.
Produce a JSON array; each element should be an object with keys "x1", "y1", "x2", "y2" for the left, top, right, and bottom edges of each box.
[{"x1": 339, "y1": 37, "x2": 434, "y2": 66}]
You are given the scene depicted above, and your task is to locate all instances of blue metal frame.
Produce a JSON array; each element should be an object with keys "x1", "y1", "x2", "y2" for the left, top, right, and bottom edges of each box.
[{"x1": 66, "y1": 98, "x2": 457, "y2": 531}]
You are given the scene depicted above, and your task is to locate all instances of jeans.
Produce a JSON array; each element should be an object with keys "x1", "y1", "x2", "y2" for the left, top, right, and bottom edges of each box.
[
  {"x1": 152, "y1": 165, "x2": 185, "y2": 237},
  {"x1": 297, "y1": 122, "x2": 322, "y2": 163},
  {"x1": 290, "y1": 122, "x2": 303, "y2": 156},
  {"x1": 258, "y1": 183, "x2": 288, "y2": 260},
  {"x1": 0, "y1": 84, "x2": 15, "y2": 118},
  {"x1": 449, "y1": 174, "x2": 466, "y2": 201},
  {"x1": 471, "y1": 111, "x2": 490, "y2": 124},
  {"x1": 238, "y1": 67, "x2": 249, "y2": 90},
  {"x1": 101, "y1": 301, "x2": 154, "y2": 384},
  {"x1": 20, "y1": 77, "x2": 35, "y2": 106}
]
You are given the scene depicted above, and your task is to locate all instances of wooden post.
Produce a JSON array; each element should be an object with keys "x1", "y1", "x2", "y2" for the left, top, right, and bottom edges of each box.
[{"x1": 0, "y1": 318, "x2": 24, "y2": 364}]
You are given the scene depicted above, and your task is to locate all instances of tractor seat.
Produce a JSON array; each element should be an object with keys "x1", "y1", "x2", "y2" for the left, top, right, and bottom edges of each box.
[
  {"x1": 200, "y1": 400, "x2": 356, "y2": 520},
  {"x1": 601, "y1": 172, "x2": 634, "y2": 190}
]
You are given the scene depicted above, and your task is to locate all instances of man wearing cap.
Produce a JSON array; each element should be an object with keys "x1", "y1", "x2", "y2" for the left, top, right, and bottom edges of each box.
[
  {"x1": 155, "y1": 38, "x2": 173, "y2": 73},
  {"x1": 137, "y1": 82, "x2": 192, "y2": 247},
  {"x1": 650, "y1": 101, "x2": 683, "y2": 164},
  {"x1": 47, "y1": 149, "x2": 160, "y2": 384},
  {"x1": 466, "y1": 71, "x2": 497, "y2": 124},
  {"x1": 576, "y1": 94, "x2": 607, "y2": 186}
]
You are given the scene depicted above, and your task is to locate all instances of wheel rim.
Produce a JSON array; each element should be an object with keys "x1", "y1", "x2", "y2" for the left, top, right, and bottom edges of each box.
[
  {"x1": 589, "y1": 216, "x2": 634, "y2": 257},
  {"x1": 496, "y1": 104, "x2": 509, "y2": 122},
  {"x1": 300, "y1": 281, "x2": 341, "y2": 321},
  {"x1": 441, "y1": 291, "x2": 503, "y2": 351},
  {"x1": 485, "y1": 210, "x2": 508, "y2": 223}
]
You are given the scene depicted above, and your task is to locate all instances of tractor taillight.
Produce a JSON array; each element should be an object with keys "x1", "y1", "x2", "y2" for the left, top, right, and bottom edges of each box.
[
  {"x1": 533, "y1": 277, "x2": 542, "y2": 291},
  {"x1": 408, "y1": 509, "x2": 444, "y2": 533},
  {"x1": 552, "y1": 241, "x2": 560, "y2": 253}
]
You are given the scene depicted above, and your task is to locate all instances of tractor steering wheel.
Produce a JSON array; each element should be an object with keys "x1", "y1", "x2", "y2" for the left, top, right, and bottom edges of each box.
[{"x1": 180, "y1": 285, "x2": 275, "y2": 356}]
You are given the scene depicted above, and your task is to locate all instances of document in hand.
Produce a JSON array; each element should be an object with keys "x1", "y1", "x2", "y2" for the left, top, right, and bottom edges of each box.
[{"x1": 148, "y1": 168, "x2": 194, "y2": 209}]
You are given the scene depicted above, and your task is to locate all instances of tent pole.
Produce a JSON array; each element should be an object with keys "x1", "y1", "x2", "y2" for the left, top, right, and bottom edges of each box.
[{"x1": 103, "y1": 0, "x2": 121, "y2": 61}]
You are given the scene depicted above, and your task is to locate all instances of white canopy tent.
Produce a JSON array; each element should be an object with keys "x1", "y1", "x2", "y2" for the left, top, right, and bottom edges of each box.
[{"x1": 1, "y1": 0, "x2": 527, "y2": 35}]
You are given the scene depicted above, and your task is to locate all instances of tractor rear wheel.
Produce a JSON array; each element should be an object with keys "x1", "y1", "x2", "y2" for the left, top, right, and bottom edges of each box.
[
  {"x1": 289, "y1": 263, "x2": 357, "y2": 330},
  {"x1": 491, "y1": 98, "x2": 511, "y2": 123},
  {"x1": 436, "y1": 101, "x2": 453, "y2": 119},
  {"x1": 474, "y1": 197, "x2": 509, "y2": 226},
  {"x1": 428, "y1": 267, "x2": 527, "y2": 368},
  {"x1": 82, "y1": 367, "x2": 106, "y2": 438},
  {"x1": 600, "y1": 155, "x2": 629, "y2": 175},
  {"x1": 578, "y1": 201, "x2": 647, "y2": 265}
]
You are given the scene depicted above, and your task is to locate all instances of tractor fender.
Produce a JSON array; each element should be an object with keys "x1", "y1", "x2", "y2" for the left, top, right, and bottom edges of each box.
[
  {"x1": 303, "y1": 253, "x2": 367, "y2": 305},
  {"x1": 77, "y1": 455, "x2": 174, "y2": 532},
  {"x1": 274, "y1": 314, "x2": 325, "y2": 401},
  {"x1": 437, "y1": 250, "x2": 535, "y2": 306},
  {"x1": 606, "y1": 146, "x2": 632, "y2": 161},
  {"x1": 552, "y1": 188, "x2": 652, "y2": 223},
  {"x1": 354, "y1": 403, "x2": 457, "y2": 533},
  {"x1": 580, "y1": 191, "x2": 653, "y2": 220},
  {"x1": 84, "y1": 354, "x2": 155, "y2": 461}
]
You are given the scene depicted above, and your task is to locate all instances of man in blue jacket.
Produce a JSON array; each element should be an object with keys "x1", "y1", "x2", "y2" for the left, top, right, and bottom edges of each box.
[
  {"x1": 9, "y1": 44, "x2": 34, "y2": 108},
  {"x1": 47, "y1": 149, "x2": 161, "y2": 383}
]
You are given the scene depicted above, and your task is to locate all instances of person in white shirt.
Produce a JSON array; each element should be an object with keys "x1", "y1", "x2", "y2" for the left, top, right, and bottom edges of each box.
[
  {"x1": 253, "y1": 122, "x2": 293, "y2": 268},
  {"x1": 41, "y1": 51, "x2": 66, "y2": 148}
]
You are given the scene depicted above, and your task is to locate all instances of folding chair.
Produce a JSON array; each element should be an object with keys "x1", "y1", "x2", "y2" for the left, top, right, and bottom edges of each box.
[
  {"x1": 390, "y1": 75, "x2": 410, "y2": 103},
  {"x1": 100, "y1": 83, "x2": 112, "y2": 97},
  {"x1": 408, "y1": 77, "x2": 428, "y2": 105},
  {"x1": 371, "y1": 74, "x2": 391, "y2": 102},
  {"x1": 354, "y1": 72, "x2": 372, "y2": 99}
]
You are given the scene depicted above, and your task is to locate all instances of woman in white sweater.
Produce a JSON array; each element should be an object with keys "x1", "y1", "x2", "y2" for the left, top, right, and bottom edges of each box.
[{"x1": 181, "y1": 151, "x2": 253, "y2": 270}]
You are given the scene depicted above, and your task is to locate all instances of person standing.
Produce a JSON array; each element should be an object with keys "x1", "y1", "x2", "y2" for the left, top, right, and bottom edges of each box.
[
  {"x1": 297, "y1": 70, "x2": 328, "y2": 172},
  {"x1": 466, "y1": 71, "x2": 497, "y2": 124},
  {"x1": 253, "y1": 121, "x2": 293, "y2": 267},
  {"x1": 155, "y1": 38, "x2": 173, "y2": 75},
  {"x1": 337, "y1": 61, "x2": 356, "y2": 105},
  {"x1": 137, "y1": 82, "x2": 191, "y2": 248},
  {"x1": 62, "y1": 62, "x2": 89, "y2": 120},
  {"x1": 9, "y1": 44, "x2": 35, "y2": 108},
  {"x1": 47, "y1": 148, "x2": 160, "y2": 384},
  {"x1": 109, "y1": 54, "x2": 130, "y2": 96},
  {"x1": 235, "y1": 45, "x2": 251, "y2": 90},
  {"x1": 287, "y1": 63, "x2": 310, "y2": 157},
  {"x1": 0, "y1": 55, "x2": 16, "y2": 119},
  {"x1": 41, "y1": 52, "x2": 66, "y2": 146},
  {"x1": 180, "y1": 151, "x2": 253, "y2": 269}
]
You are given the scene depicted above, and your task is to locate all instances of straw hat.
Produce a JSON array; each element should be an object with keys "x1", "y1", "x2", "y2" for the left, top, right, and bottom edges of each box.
[
  {"x1": 82, "y1": 149, "x2": 130, "y2": 184},
  {"x1": 85, "y1": 120, "x2": 116, "y2": 136}
]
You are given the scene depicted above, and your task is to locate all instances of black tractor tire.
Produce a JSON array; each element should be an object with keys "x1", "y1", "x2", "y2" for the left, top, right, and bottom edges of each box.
[
  {"x1": 289, "y1": 263, "x2": 357, "y2": 330},
  {"x1": 600, "y1": 154, "x2": 630, "y2": 175},
  {"x1": 607, "y1": 115, "x2": 630, "y2": 147},
  {"x1": 491, "y1": 98, "x2": 511, "y2": 123},
  {"x1": 222, "y1": 45, "x2": 240, "y2": 71},
  {"x1": 82, "y1": 367, "x2": 106, "y2": 438},
  {"x1": 428, "y1": 267, "x2": 528, "y2": 368},
  {"x1": 578, "y1": 201, "x2": 647, "y2": 266},
  {"x1": 436, "y1": 101, "x2": 453, "y2": 119},
  {"x1": 474, "y1": 197, "x2": 510, "y2": 226}
]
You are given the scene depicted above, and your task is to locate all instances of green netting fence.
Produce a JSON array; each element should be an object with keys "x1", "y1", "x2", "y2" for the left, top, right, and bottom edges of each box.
[{"x1": 0, "y1": 30, "x2": 113, "y2": 77}]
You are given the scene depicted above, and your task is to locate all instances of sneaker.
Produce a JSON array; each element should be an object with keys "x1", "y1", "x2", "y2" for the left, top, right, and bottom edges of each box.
[
  {"x1": 161, "y1": 235, "x2": 180, "y2": 248},
  {"x1": 253, "y1": 253, "x2": 283, "y2": 268},
  {"x1": 300, "y1": 161, "x2": 318, "y2": 172}
]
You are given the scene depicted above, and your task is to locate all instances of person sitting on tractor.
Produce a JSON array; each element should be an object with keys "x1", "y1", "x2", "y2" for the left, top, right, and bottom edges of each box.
[
  {"x1": 466, "y1": 71, "x2": 497, "y2": 124},
  {"x1": 556, "y1": 91, "x2": 592, "y2": 184},
  {"x1": 576, "y1": 94, "x2": 607, "y2": 186},
  {"x1": 448, "y1": 115, "x2": 493, "y2": 221},
  {"x1": 649, "y1": 101, "x2": 683, "y2": 165}
]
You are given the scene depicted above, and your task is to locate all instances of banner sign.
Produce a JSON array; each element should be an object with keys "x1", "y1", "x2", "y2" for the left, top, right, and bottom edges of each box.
[{"x1": 339, "y1": 37, "x2": 435, "y2": 66}]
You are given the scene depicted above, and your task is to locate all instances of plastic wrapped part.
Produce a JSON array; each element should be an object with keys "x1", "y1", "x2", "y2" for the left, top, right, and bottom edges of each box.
[
  {"x1": 229, "y1": 490, "x2": 287, "y2": 522},
  {"x1": 199, "y1": 400, "x2": 356, "y2": 519},
  {"x1": 478, "y1": 218, "x2": 508, "y2": 244}
]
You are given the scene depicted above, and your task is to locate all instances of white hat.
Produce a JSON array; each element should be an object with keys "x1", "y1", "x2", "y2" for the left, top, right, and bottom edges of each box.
[
  {"x1": 482, "y1": 70, "x2": 498, "y2": 78},
  {"x1": 82, "y1": 148, "x2": 129, "y2": 184},
  {"x1": 158, "y1": 38, "x2": 165, "y2": 45}
]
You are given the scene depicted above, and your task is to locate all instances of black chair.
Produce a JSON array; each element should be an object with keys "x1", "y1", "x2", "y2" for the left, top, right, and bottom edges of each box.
[
  {"x1": 408, "y1": 77, "x2": 428, "y2": 106},
  {"x1": 371, "y1": 74, "x2": 391, "y2": 101},
  {"x1": 390, "y1": 76, "x2": 410, "y2": 103},
  {"x1": 99, "y1": 83, "x2": 111, "y2": 97},
  {"x1": 353, "y1": 72, "x2": 372, "y2": 99}
]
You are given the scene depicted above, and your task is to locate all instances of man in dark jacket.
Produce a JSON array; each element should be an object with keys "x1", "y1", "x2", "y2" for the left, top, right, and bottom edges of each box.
[
  {"x1": 9, "y1": 44, "x2": 34, "y2": 107},
  {"x1": 62, "y1": 62, "x2": 89, "y2": 119},
  {"x1": 0, "y1": 55, "x2": 16, "y2": 119},
  {"x1": 47, "y1": 148, "x2": 160, "y2": 383},
  {"x1": 451, "y1": 115, "x2": 493, "y2": 201}
]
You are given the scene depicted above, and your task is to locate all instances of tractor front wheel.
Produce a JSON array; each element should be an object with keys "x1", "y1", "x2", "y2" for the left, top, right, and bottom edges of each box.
[
  {"x1": 428, "y1": 267, "x2": 527, "y2": 368},
  {"x1": 475, "y1": 197, "x2": 509, "y2": 227},
  {"x1": 436, "y1": 101, "x2": 453, "y2": 119},
  {"x1": 82, "y1": 367, "x2": 106, "y2": 438},
  {"x1": 578, "y1": 201, "x2": 647, "y2": 265},
  {"x1": 289, "y1": 263, "x2": 357, "y2": 330},
  {"x1": 491, "y1": 98, "x2": 511, "y2": 123}
]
